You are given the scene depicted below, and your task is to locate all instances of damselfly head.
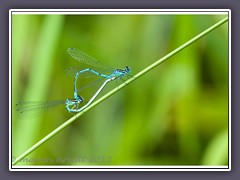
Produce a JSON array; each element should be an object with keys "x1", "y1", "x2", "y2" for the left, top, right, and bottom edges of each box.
[
  {"x1": 125, "y1": 66, "x2": 131, "y2": 74},
  {"x1": 77, "y1": 95, "x2": 84, "y2": 103}
]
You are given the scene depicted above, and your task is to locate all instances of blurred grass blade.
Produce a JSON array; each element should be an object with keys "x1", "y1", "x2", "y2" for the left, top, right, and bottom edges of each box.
[
  {"x1": 13, "y1": 15, "x2": 64, "y2": 158},
  {"x1": 201, "y1": 128, "x2": 228, "y2": 165}
]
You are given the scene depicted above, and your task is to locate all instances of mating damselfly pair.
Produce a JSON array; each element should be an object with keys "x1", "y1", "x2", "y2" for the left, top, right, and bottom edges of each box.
[{"x1": 15, "y1": 48, "x2": 131, "y2": 117}]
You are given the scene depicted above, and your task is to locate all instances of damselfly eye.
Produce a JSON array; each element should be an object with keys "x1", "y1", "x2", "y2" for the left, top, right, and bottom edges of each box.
[
  {"x1": 77, "y1": 95, "x2": 84, "y2": 102},
  {"x1": 125, "y1": 66, "x2": 131, "y2": 72}
]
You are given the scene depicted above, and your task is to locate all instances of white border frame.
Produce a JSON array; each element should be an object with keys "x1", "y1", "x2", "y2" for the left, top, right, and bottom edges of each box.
[{"x1": 9, "y1": 9, "x2": 231, "y2": 171}]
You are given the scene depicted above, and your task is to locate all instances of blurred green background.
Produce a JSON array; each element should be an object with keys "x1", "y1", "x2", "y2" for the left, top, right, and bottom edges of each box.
[{"x1": 12, "y1": 14, "x2": 228, "y2": 166}]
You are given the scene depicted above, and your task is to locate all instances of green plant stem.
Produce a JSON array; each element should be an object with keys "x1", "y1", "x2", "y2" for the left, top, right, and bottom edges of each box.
[{"x1": 12, "y1": 16, "x2": 228, "y2": 166}]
